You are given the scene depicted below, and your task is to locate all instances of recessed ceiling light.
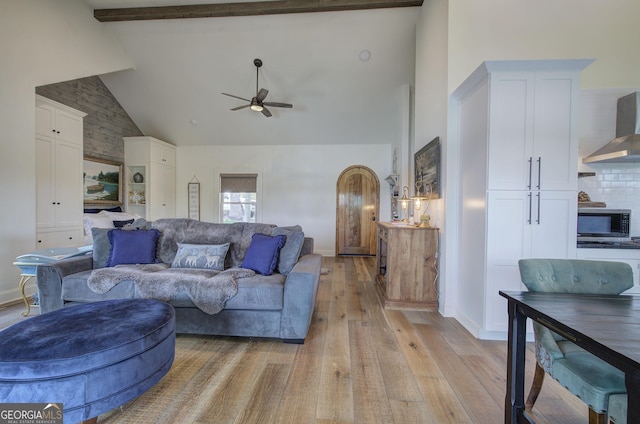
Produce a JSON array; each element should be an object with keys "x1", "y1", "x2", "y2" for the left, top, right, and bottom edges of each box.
[
  {"x1": 190, "y1": 119, "x2": 198, "y2": 126},
  {"x1": 359, "y1": 50, "x2": 371, "y2": 62}
]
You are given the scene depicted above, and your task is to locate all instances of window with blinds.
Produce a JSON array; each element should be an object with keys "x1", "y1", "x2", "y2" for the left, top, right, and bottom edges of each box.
[{"x1": 220, "y1": 173, "x2": 257, "y2": 223}]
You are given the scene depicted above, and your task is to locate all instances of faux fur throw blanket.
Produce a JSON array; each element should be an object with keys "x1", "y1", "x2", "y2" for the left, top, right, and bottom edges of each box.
[{"x1": 87, "y1": 264, "x2": 255, "y2": 315}]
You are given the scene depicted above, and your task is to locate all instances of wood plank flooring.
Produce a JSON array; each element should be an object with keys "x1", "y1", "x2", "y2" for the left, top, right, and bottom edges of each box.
[{"x1": 0, "y1": 256, "x2": 588, "y2": 423}]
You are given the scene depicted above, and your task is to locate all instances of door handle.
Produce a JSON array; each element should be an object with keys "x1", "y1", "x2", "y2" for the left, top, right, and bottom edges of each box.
[
  {"x1": 528, "y1": 157, "x2": 532, "y2": 190},
  {"x1": 527, "y1": 192, "x2": 532, "y2": 225},
  {"x1": 536, "y1": 192, "x2": 541, "y2": 224},
  {"x1": 536, "y1": 157, "x2": 541, "y2": 190}
]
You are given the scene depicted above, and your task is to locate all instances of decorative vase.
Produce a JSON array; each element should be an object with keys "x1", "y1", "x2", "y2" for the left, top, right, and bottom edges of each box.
[{"x1": 133, "y1": 172, "x2": 144, "y2": 183}]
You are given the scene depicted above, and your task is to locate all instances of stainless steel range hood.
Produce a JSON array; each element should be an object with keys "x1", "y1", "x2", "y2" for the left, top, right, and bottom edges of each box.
[{"x1": 583, "y1": 92, "x2": 640, "y2": 163}]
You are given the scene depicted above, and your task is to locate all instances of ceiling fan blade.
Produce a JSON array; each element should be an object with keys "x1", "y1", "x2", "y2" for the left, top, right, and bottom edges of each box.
[
  {"x1": 222, "y1": 92, "x2": 251, "y2": 102},
  {"x1": 256, "y1": 88, "x2": 269, "y2": 102},
  {"x1": 231, "y1": 104, "x2": 250, "y2": 111},
  {"x1": 263, "y1": 102, "x2": 293, "y2": 109},
  {"x1": 261, "y1": 107, "x2": 272, "y2": 117}
]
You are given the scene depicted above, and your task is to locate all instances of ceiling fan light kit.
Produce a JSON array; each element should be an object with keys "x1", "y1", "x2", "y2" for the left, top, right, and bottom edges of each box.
[{"x1": 222, "y1": 58, "x2": 293, "y2": 118}]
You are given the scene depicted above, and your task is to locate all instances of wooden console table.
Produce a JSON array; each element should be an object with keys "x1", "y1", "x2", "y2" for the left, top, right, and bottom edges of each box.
[{"x1": 375, "y1": 222, "x2": 439, "y2": 310}]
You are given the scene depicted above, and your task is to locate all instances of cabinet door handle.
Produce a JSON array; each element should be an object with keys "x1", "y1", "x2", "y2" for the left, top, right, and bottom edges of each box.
[
  {"x1": 528, "y1": 157, "x2": 533, "y2": 190},
  {"x1": 527, "y1": 192, "x2": 532, "y2": 224},
  {"x1": 536, "y1": 192, "x2": 541, "y2": 224},
  {"x1": 536, "y1": 157, "x2": 541, "y2": 190}
]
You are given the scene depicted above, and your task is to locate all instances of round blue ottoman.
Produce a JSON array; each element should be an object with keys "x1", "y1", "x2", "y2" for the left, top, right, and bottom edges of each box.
[{"x1": 0, "y1": 299, "x2": 175, "y2": 424}]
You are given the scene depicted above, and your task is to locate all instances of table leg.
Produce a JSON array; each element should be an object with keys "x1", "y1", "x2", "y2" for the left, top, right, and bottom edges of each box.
[
  {"x1": 505, "y1": 299, "x2": 527, "y2": 423},
  {"x1": 626, "y1": 369, "x2": 640, "y2": 423},
  {"x1": 18, "y1": 275, "x2": 33, "y2": 317}
]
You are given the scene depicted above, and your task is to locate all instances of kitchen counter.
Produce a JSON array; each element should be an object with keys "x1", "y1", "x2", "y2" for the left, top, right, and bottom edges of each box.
[{"x1": 578, "y1": 241, "x2": 640, "y2": 249}]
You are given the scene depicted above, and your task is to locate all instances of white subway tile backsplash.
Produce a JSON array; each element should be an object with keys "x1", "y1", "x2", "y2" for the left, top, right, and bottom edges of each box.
[{"x1": 580, "y1": 88, "x2": 640, "y2": 235}]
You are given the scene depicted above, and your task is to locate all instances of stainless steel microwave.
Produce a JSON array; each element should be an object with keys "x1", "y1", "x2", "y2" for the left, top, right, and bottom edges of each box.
[{"x1": 577, "y1": 208, "x2": 631, "y2": 242}]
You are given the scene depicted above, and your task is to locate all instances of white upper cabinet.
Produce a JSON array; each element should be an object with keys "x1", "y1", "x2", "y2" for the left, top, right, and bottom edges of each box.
[
  {"x1": 35, "y1": 95, "x2": 86, "y2": 249},
  {"x1": 487, "y1": 70, "x2": 580, "y2": 191},
  {"x1": 150, "y1": 140, "x2": 176, "y2": 167},
  {"x1": 36, "y1": 98, "x2": 84, "y2": 145}
]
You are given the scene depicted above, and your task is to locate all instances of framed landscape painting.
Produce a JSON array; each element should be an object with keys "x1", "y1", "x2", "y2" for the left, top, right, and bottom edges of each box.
[
  {"x1": 83, "y1": 156, "x2": 123, "y2": 205},
  {"x1": 414, "y1": 137, "x2": 441, "y2": 199}
]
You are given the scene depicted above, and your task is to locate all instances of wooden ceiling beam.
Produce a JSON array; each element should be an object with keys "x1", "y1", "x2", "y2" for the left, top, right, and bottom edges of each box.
[{"x1": 94, "y1": 0, "x2": 424, "y2": 22}]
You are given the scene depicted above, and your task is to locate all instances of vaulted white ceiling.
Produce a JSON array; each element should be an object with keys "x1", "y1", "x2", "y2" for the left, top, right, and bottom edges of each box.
[{"x1": 85, "y1": 0, "x2": 419, "y2": 146}]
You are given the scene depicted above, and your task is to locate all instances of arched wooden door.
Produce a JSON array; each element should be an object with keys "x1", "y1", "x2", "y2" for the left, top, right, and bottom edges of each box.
[{"x1": 336, "y1": 165, "x2": 380, "y2": 256}]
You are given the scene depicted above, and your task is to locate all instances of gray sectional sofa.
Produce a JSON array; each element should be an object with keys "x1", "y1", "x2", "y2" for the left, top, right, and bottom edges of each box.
[{"x1": 36, "y1": 219, "x2": 322, "y2": 343}]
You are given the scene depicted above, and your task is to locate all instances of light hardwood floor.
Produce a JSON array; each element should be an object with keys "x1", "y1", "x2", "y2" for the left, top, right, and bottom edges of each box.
[{"x1": 0, "y1": 256, "x2": 588, "y2": 423}]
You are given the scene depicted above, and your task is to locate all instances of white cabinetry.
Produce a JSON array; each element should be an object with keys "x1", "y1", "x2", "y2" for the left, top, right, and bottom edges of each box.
[
  {"x1": 487, "y1": 73, "x2": 579, "y2": 191},
  {"x1": 124, "y1": 136, "x2": 176, "y2": 220},
  {"x1": 35, "y1": 95, "x2": 86, "y2": 249},
  {"x1": 453, "y1": 60, "x2": 591, "y2": 338}
]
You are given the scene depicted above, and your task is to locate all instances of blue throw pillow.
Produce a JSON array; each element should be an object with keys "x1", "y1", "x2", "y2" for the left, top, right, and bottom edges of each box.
[
  {"x1": 241, "y1": 233, "x2": 286, "y2": 275},
  {"x1": 106, "y1": 229, "x2": 160, "y2": 267},
  {"x1": 172, "y1": 243, "x2": 230, "y2": 270}
]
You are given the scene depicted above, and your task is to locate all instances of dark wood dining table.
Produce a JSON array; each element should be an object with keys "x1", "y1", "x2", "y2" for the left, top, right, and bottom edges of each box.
[{"x1": 500, "y1": 290, "x2": 640, "y2": 424}]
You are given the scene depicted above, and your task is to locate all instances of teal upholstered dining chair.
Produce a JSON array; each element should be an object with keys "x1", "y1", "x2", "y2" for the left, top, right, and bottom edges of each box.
[
  {"x1": 518, "y1": 258, "x2": 633, "y2": 424},
  {"x1": 608, "y1": 393, "x2": 627, "y2": 424}
]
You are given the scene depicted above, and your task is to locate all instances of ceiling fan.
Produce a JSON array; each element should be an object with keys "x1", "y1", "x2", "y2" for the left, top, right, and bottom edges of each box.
[{"x1": 222, "y1": 58, "x2": 293, "y2": 118}]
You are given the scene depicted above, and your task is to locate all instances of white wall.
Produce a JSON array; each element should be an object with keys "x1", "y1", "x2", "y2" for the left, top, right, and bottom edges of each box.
[
  {"x1": 0, "y1": 0, "x2": 131, "y2": 304},
  {"x1": 414, "y1": 0, "x2": 449, "y2": 312},
  {"x1": 175, "y1": 144, "x2": 392, "y2": 256},
  {"x1": 447, "y1": 0, "x2": 640, "y2": 94}
]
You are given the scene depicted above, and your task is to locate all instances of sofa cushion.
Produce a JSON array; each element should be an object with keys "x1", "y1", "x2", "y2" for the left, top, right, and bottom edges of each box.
[
  {"x1": 92, "y1": 227, "x2": 112, "y2": 269},
  {"x1": 62, "y1": 270, "x2": 137, "y2": 302},
  {"x1": 242, "y1": 233, "x2": 286, "y2": 275},
  {"x1": 107, "y1": 229, "x2": 160, "y2": 267},
  {"x1": 169, "y1": 273, "x2": 286, "y2": 310},
  {"x1": 171, "y1": 243, "x2": 229, "y2": 270},
  {"x1": 272, "y1": 227, "x2": 305, "y2": 275}
]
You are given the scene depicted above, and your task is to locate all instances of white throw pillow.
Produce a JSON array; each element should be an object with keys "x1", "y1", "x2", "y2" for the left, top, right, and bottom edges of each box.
[
  {"x1": 99, "y1": 210, "x2": 142, "y2": 221},
  {"x1": 83, "y1": 213, "x2": 115, "y2": 234}
]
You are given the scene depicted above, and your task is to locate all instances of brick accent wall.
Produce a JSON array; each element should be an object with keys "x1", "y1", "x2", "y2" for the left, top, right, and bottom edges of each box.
[{"x1": 36, "y1": 76, "x2": 143, "y2": 164}]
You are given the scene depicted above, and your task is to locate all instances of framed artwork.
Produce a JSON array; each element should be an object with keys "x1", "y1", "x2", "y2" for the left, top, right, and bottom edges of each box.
[
  {"x1": 414, "y1": 137, "x2": 441, "y2": 199},
  {"x1": 83, "y1": 157, "x2": 123, "y2": 205},
  {"x1": 188, "y1": 179, "x2": 200, "y2": 220}
]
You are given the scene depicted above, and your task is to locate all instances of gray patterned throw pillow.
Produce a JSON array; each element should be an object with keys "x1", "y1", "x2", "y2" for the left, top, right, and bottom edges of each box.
[{"x1": 171, "y1": 243, "x2": 230, "y2": 270}]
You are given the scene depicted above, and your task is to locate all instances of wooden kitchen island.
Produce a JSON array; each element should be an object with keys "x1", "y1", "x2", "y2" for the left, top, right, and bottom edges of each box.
[{"x1": 375, "y1": 222, "x2": 439, "y2": 310}]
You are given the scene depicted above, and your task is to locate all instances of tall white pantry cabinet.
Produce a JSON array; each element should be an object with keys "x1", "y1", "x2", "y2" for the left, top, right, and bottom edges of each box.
[
  {"x1": 35, "y1": 95, "x2": 86, "y2": 249},
  {"x1": 123, "y1": 136, "x2": 176, "y2": 221},
  {"x1": 453, "y1": 60, "x2": 592, "y2": 339}
]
